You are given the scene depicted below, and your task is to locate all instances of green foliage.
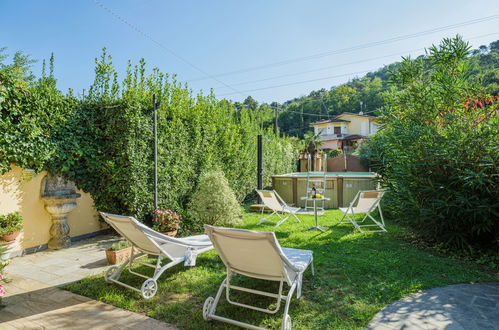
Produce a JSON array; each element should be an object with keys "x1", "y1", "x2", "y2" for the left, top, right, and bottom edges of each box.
[
  {"x1": 0, "y1": 52, "x2": 75, "y2": 174},
  {"x1": 0, "y1": 48, "x2": 37, "y2": 84},
  {"x1": 359, "y1": 36, "x2": 499, "y2": 252},
  {"x1": 326, "y1": 149, "x2": 342, "y2": 158},
  {"x1": 45, "y1": 49, "x2": 298, "y2": 225},
  {"x1": 187, "y1": 168, "x2": 242, "y2": 227},
  {"x1": 109, "y1": 240, "x2": 131, "y2": 251},
  {"x1": 1, "y1": 46, "x2": 297, "y2": 229},
  {"x1": 152, "y1": 208, "x2": 181, "y2": 232},
  {"x1": 0, "y1": 212, "x2": 23, "y2": 235},
  {"x1": 277, "y1": 39, "x2": 499, "y2": 138}
]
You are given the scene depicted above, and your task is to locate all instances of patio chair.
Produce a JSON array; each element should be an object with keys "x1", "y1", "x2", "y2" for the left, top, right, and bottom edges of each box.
[
  {"x1": 99, "y1": 212, "x2": 213, "y2": 299},
  {"x1": 256, "y1": 189, "x2": 301, "y2": 228},
  {"x1": 338, "y1": 190, "x2": 387, "y2": 233},
  {"x1": 202, "y1": 225, "x2": 314, "y2": 330}
]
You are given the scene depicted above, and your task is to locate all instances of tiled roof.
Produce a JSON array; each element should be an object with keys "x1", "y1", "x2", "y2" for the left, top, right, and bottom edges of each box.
[{"x1": 309, "y1": 118, "x2": 350, "y2": 125}]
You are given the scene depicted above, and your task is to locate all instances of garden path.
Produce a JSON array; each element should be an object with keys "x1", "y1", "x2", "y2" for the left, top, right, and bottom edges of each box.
[
  {"x1": 366, "y1": 282, "x2": 499, "y2": 329},
  {"x1": 1, "y1": 234, "x2": 177, "y2": 329}
]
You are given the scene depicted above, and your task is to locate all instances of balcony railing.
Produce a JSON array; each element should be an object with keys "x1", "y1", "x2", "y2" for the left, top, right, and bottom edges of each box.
[{"x1": 317, "y1": 133, "x2": 344, "y2": 140}]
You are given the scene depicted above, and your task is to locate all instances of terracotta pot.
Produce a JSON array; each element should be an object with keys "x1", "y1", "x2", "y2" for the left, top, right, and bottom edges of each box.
[
  {"x1": 161, "y1": 229, "x2": 177, "y2": 237},
  {"x1": 0, "y1": 231, "x2": 21, "y2": 242},
  {"x1": 105, "y1": 247, "x2": 132, "y2": 265},
  {"x1": 0, "y1": 240, "x2": 15, "y2": 247}
]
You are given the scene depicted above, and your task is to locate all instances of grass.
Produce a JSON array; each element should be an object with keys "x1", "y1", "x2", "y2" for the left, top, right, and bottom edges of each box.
[{"x1": 63, "y1": 209, "x2": 496, "y2": 329}]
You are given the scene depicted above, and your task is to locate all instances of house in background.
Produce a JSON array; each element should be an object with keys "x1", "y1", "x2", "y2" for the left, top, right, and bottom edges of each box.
[{"x1": 310, "y1": 112, "x2": 379, "y2": 150}]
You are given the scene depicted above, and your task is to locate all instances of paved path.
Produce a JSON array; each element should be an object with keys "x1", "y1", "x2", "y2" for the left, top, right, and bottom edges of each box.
[
  {"x1": 1, "y1": 235, "x2": 177, "y2": 329},
  {"x1": 366, "y1": 282, "x2": 499, "y2": 330},
  {"x1": 5, "y1": 234, "x2": 120, "y2": 286}
]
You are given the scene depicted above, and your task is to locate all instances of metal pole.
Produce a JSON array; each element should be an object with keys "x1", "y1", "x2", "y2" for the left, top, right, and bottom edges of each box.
[
  {"x1": 257, "y1": 135, "x2": 263, "y2": 190},
  {"x1": 274, "y1": 107, "x2": 279, "y2": 135},
  {"x1": 153, "y1": 94, "x2": 159, "y2": 210}
]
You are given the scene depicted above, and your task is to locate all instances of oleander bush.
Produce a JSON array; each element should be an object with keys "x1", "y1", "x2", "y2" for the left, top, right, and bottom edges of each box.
[
  {"x1": 187, "y1": 168, "x2": 242, "y2": 228},
  {"x1": 359, "y1": 36, "x2": 499, "y2": 252}
]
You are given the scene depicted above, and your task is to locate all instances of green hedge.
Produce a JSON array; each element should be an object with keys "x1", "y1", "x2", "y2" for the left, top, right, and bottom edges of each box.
[
  {"x1": 1, "y1": 49, "x2": 298, "y2": 229},
  {"x1": 0, "y1": 69, "x2": 74, "y2": 173},
  {"x1": 359, "y1": 36, "x2": 499, "y2": 252},
  {"x1": 47, "y1": 50, "x2": 298, "y2": 227}
]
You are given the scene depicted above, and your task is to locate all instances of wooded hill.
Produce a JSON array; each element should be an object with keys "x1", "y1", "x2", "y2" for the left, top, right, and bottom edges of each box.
[{"x1": 240, "y1": 38, "x2": 499, "y2": 138}]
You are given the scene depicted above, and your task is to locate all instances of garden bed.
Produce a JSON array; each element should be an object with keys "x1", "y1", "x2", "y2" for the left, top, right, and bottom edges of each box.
[{"x1": 63, "y1": 209, "x2": 496, "y2": 329}]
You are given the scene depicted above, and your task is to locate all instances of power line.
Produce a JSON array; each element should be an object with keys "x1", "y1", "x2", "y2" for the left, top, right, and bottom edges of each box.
[
  {"x1": 213, "y1": 31, "x2": 499, "y2": 92},
  {"x1": 217, "y1": 31, "x2": 499, "y2": 98},
  {"x1": 218, "y1": 70, "x2": 370, "y2": 96},
  {"x1": 214, "y1": 48, "x2": 425, "y2": 90},
  {"x1": 92, "y1": 0, "x2": 243, "y2": 96},
  {"x1": 190, "y1": 14, "x2": 499, "y2": 81}
]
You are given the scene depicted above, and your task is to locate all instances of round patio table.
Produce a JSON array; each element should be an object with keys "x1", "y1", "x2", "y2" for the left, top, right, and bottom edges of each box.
[{"x1": 300, "y1": 196, "x2": 330, "y2": 232}]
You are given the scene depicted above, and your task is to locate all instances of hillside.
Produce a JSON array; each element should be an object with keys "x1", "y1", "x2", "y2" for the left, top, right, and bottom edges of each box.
[{"x1": 259, "y1": 38, "x2": 499, "y2": 138}]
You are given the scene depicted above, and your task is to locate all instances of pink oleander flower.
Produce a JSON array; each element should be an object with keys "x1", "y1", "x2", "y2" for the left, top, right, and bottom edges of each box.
[{"x1": 0, "y1": 274, "x2": 4, "y2": 280}]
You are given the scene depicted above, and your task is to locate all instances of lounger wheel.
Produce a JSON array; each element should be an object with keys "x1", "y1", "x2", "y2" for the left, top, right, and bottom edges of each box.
[
  {"x1": 104, "y1": 266, "x2": 119, "y2": 283},
  {"x1": 281, "y1": 314, "x2": 292, "y2": 330},
  {"x1": 141, "y1": 279, "x2": 158, "y2": 299},
  {"x1": 203, "y1": 297, "x2": 215, "y2": 321}
]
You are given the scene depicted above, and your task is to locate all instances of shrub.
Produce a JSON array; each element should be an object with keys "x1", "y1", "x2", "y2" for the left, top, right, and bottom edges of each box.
[
  {"x1": 152, "y1": 208, "x2": 181, "y2": 232},
  {"x1": 108, "y1": 241, "x2": 131, "y2": 251},
  {"x1": 359, "y1": 36, "x2": 499, "y2": 252},
  {"x1": 187, "y1": 169, "x2": 242, "y2": 227},
  {"x1": 0, "y1": 212, "x2": 23, "y2": 235}
]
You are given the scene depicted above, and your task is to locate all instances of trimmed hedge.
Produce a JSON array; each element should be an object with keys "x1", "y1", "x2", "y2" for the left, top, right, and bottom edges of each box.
[{"x1": 47, "y1": 50, "x2": 298, "y2": 227}]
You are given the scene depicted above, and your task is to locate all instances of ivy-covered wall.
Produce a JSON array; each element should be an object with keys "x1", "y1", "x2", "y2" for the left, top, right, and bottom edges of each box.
[{"x1": 1, "y1": 50, "x2": 298, "y2": 231}]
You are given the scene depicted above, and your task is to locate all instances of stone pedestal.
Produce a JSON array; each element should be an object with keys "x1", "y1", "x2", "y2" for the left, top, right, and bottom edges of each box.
[
  {"x1": 43, "y1": 196, "x2": 79, "y2": 250},
  {"x1": 41, "y1": 175, "x2": 81, "y2": 250}
]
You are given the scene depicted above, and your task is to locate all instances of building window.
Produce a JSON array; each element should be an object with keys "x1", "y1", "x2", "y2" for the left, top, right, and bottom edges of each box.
[{"x1": 334, "y1": 126, "x2": 341, "y2": 135}]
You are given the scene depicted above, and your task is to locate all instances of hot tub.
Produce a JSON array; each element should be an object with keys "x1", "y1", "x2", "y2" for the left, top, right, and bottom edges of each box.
[{"x1": 272, "y1": 172, "x2": 377, "y2": 209}]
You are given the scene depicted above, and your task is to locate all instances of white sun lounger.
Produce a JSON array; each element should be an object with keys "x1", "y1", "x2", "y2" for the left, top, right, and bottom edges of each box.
[
  {"x1": 256, "y1": 189, "x2": 301, "y2": 228},
  {"x1": 202, "y1": 225, "x2": 314, "y2": 330},
  {"x1": 100, "y1": 212, "x2": 213, "y2": 299},
  {"x1": 338, "y1": 190, "x2": 387, "y2": 233}
]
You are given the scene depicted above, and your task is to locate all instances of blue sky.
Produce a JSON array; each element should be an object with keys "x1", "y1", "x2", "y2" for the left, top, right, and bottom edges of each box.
[{"x1": 1, "y1": 0, "x2": 499, "y2": 103}]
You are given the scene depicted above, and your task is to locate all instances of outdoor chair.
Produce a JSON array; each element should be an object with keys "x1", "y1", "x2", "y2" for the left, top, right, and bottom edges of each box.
[
  {"x1": 338, "y1": 190, "x2": 387, "y2": 233},
  {"x1": 100, "y1": 212, "x2": 213, "y2": 299},
  {"x1": 202, "y1": 225, "x2": 314, "y2": 330},
  {"x1": 256, "y1": 189, "x2": 301, "y2": 228}
]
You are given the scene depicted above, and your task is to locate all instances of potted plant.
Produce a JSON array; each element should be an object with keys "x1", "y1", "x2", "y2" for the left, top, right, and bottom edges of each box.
[
  {"x1": 152, "y1": 208, "x2": 181, "y2": 237},
  {"x1": 105, "y1": 241, "x2": 132, "y2": 265},
  {"x1": 0, "y1": 212, "x2": 23, "y2": 243}
]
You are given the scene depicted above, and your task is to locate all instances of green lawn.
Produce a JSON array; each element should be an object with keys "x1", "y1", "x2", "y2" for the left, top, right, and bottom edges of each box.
[{"x1": 63, "y1": 209, "x2": 496, "y2": 329}]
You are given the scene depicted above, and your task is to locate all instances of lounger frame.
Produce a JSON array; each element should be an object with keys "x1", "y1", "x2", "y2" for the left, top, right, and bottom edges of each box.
[
  {"x1": 203, "y1": 225, "x2": 313, "y2": 330},
  {"x1": 100, "y1": 212, "x2": 213, "y2": 299},
  {"x1": 338, "y1": 190, "x2": 387, "y2": 233},
  {"x1": 257, "y1": 190, "x2": 301, "y2": 228}
]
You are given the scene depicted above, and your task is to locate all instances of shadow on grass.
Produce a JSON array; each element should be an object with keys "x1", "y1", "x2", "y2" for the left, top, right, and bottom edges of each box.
[{"x1": 62, "y1": 210, "x2": 496, "y2": 329}]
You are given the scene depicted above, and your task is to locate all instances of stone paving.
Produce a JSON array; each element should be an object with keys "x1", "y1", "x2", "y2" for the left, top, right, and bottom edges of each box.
[
  {"x1": 366, "y1": 282, "x2": 499, "y2": 330},
  {"x1": 1, "y1": 234, "x2": 177, "y2": 329},
  {"x1": 5, "y1": 234, "x2": 120, "y2": 286}
]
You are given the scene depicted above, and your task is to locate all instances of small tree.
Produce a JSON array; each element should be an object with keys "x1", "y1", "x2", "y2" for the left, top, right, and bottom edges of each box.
[{"x1": 188, "y1": 169, "x2": 242, "y2": 227}]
